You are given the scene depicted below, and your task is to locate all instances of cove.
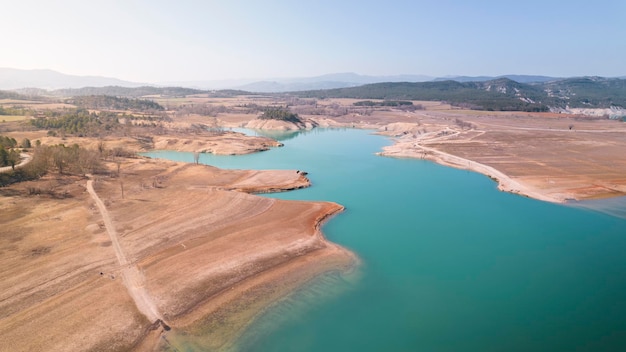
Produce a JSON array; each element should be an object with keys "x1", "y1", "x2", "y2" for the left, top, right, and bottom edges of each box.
[{"x1": 143, "y1": 129, "x2": 626, "y2": 351}]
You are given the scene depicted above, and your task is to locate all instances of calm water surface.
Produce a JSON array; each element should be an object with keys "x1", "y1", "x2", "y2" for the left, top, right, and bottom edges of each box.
[{"x1": 144, "y1": 129, "x2": 626, "y2": 351}]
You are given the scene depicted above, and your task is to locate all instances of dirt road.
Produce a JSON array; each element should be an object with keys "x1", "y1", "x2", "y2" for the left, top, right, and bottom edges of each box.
[{"x1": 86, "y1": 177, "x2": 164, "y2": 324}]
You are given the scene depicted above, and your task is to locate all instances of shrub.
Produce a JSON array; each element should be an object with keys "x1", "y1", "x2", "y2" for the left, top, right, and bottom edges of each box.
[{"x1": 258, "y1": 108, "x2": 302, "y2": 123}]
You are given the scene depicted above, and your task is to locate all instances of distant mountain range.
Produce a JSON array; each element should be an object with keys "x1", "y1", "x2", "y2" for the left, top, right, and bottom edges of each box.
[
  {"x1": 0, "y1": 68, "x2": 144, "y2": 90},
  {"x1": 0, "y1": 67, "x2": 568, "y2": 92},
  {"x1": 159, "y1": 73, "x2": 562, "y2": 92},
  {"x1": 230, "y1": 73, "x2": 435, "y2": 92}
]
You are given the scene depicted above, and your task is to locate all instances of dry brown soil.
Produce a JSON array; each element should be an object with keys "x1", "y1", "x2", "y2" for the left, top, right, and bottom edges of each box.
[
  {"x1": 373, "y1": 109, "x2": 626, "y2": 201},
  {"x1": 0, "y1": 158, "x2": 355, "y2": 351}
]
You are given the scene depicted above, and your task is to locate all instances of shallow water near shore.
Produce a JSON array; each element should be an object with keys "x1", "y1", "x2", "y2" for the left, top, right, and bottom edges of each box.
[
  {"x1": 567, "y1": 196, "x2": 626, "y2": 220},
  {"x1": 144, "y1": 128, "x2": 626, "y2": 351}
]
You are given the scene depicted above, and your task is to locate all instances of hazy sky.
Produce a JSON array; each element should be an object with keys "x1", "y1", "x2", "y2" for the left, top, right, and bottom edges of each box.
[{"x1": 2, "y1": 0, "x2": 624, "y2": 82}]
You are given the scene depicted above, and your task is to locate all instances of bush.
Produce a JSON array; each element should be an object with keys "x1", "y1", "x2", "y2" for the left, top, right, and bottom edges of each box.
[
  {"x1": 258, "y1": 108, "x2": 302, "y2": 123},
  {"x1": 0, "y1": 144, "x2": 104, "y2": 186}
]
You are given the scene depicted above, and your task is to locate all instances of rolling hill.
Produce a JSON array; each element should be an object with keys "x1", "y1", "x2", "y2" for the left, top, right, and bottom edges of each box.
[{"x1": 293, "y1": 77, "x2": 626, "y2": 113}]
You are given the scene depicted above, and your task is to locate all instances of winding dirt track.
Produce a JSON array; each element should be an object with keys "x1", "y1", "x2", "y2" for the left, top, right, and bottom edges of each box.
[{"x1": 86, "y1": 177, "x2": 163, "y2": 324}]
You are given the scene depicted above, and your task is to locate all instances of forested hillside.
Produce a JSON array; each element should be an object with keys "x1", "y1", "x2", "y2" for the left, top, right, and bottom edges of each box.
[
  {"x1": 542, "y1": 77, "x2": 626, "y2": 108},
  {"x1": 292, "y1": 77, "x2": 626, "y2": 112}
]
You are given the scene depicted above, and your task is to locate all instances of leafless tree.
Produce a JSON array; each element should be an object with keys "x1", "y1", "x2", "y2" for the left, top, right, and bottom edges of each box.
[{"x1": 193, "y1": 151, "x2": 200, "y2": 164}]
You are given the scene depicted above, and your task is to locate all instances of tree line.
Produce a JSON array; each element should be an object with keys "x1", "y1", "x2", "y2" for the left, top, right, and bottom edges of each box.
[
  {"x1": 258, "y1": 108, "x2": 303, "y2": 123},
  {"x1": 353, "y1": 100, "x2": 414, "y2": 107},
  {"x1": 0, "y1": 143, "x2": 102, "y2": 187},
  {"x1": 31, "y1": 109, "x2": 121, "y2": 137},
  {"x1": 66, "y1": 95, "x2": 165, "y2": 111},
  {"x1": 50, "y1": 86, "x2": 205, "y2": 98}
]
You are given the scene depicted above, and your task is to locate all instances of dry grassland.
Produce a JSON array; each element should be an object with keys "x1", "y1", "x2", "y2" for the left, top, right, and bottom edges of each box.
[{"x1": 0, "y1": 116, "x2": 29, "y2": 122}]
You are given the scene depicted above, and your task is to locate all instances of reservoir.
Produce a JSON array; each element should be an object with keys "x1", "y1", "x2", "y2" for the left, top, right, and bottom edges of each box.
[{"x1": 144, "y1": 128, "x2": 626, "y2": 351}]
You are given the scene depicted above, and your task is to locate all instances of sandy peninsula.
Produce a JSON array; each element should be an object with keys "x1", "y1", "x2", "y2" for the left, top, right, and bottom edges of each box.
[
  {"x1": 372, "y1": 111, "x2": 626, "y2": 202},
  {"x1": 0, "y1": 156, "x2": 356, "y2": 351}
]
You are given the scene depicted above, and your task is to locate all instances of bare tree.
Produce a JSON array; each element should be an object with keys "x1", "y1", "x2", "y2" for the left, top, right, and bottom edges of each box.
[
  {"x1": 193, "y1": 151, "x2": 200, "y2": 164},
  {"x1": 7, "y1": 149, "x2": 20, "y2": 170},
  {"x1": 97, "y1": 140, "x2": 106, "y2": 157}
]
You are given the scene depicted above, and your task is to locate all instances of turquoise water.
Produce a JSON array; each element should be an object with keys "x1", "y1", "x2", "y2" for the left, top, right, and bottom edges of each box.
[{"x1": 144, "y1": 129, "x2": 626, "y2": 351}]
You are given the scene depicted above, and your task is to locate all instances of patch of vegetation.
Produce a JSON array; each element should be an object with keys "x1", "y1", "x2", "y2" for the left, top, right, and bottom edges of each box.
[
  {"x1": 51, "y1": 86, "x2": 205, "y2": 98},
  {"x1": 212, "y1": 89, "x2": 256, "y2": 97},
  {"x1": 0, "y1": 135, "x2": 30, "y2": 167},
  {"x1": 0, "y1": 135, "x2": 21, "y2": 169},
  {"x1": 351, "y1": 99, "x2": 424, "y2": 112},
  {"x1": 31, "y1": 109, "x2": 120, "y2": 137},
  {"x1": 66, "y1": 95, "x2": 164, "y2": 111},
  {"x1": 0, "y1": 106, "x2": 34, "y2": 116},
  {"x1": 354, "y1": 100, "x2": 414, "y2": 107},
  {"x1": 0, "y1": 135, "x2": 18, "y2": 149},
  {"x1": 258, "y1": 108, "x2": 302, "y2": 123},
  {"x1": 0, "y1": 143, "x2": 103, "y2": 186}
]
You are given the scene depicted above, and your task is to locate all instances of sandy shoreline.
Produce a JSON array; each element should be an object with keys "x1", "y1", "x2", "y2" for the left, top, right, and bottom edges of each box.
[
  {"x1": 565, "y1": 195, "x2": 626, "y2": 219},
  {"x1": 378, "y1": 140, "x2": 565, "y2": 203}
]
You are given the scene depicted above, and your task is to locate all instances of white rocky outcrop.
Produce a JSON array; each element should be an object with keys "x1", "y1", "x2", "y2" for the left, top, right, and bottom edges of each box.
[{"x1": 551, "y1": 106, "x2": 626, "y2": 119}]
